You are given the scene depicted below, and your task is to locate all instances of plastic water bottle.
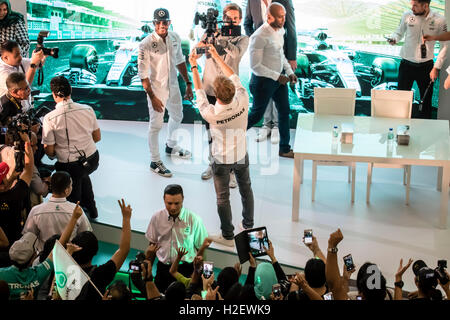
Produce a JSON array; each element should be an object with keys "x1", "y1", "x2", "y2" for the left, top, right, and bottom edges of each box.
[
  {"x1": 332, "y1": 125, "x2": 339, "y2": 143},
  {"x1": 387, "y1": 128, "x2": 394, "y2": 143}
]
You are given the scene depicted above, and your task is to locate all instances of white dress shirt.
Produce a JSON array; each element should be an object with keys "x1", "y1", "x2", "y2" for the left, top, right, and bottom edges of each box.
[
  {"x1": 196, "y1": 74, "x2": 249, "y2": 164},
  {"x1": 261, "y1": 0, "x2": 272, "y2": 23},
  {"x1": 23, "y1": 196, "x2": 92, "y2": 252},
  {"x1": 391, "y1": 10, "x2": 448, "y2": 69},
  {"x1": 138, "y1": 31, "x2": 185, "y2": 102},
  {"x1": 249, "y1": 22, "x2": 294, "y2": 81},
  {"x1": 42, "y1": 99, "x2": 99, "y2": 163},
  {"x1": 145, "y1": 207, "x2": 208, "y2": 264},
  {"x1": 0, "y1": 58, "x2": 32, "y2": 111},
  {"x1": 447, "y1": 66, "x2": 450, "y2": 75}
]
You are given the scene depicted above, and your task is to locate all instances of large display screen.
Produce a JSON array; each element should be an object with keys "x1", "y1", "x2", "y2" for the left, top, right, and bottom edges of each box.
[{"x1": 25, "y1": 0, "x2": 446, "y2": 125}]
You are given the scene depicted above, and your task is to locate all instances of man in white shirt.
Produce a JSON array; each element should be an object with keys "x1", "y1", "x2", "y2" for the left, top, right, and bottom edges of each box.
[
  {"x1": 22, "y1": 171, "x2": 92, "y2": 252},
  {"x1": 446, "y1": 66, "x2": 450, "y2": 90},
  {"x1": 190, "y1": 44, "x2": 254, "y2": 247},
  {"x1": 199, "y1": 3, "x2": 249, "y2": 186},
  {"x1": 244, "y1": 0, "x2": 297, "y2": 144},
  {"x1": 0, "y1": 40, "x2": 44, "y2": 102},
  {"x1": 145, "y1": 184, "x2": 208, "y2": 292},
  {"x1": 247, "y1": 3, "x2": 297, "y2": 158},
  {"x1": 138, "y1": 8, "x2": 193, "y2": 178},
  {"x1": 42, "y1": 76, "x2": 101, "y2": 219},
  {"x1": 388, "y1": 0, "x2": 447, "y2": 119}
]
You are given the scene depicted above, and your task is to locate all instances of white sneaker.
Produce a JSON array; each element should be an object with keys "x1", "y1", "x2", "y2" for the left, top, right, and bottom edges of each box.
[
  {"x1": 271, "y1": 127, "x2": 280, "y2": 144},
  {"x1": 165, "y1": 144, "x2": 191, "y2": 159},
  {"x1": 255, "y1": 127, "x2": 271, "y2": 142},
  {"x1": 209, "y1": 234, "x2": 235, "y2": 247},
  {"x1": 201, "y1": 165, "x2": 213, "y2": 180},
  {"x1": 229, "y1": 171, "x2": 237, "y2": 188}
]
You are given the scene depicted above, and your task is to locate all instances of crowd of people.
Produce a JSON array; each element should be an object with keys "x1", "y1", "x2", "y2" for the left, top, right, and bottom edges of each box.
[{"x1": 0, "y1": 0, "x2": 449, "y2": 301}]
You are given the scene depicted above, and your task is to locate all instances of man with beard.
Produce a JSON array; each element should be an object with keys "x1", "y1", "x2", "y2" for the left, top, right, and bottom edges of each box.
[{"x1": 388, "y1": 0, "x2": 447, "y2": 119}]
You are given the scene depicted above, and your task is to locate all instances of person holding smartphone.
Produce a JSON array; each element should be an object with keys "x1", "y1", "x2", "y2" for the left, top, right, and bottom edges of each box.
[{"x1": 387, "y1": 0, "x2": 447, "y2": 119}]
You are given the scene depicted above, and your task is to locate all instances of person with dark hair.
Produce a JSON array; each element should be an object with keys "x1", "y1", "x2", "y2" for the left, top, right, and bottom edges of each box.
[
  {"x1": 165, "y1": 281, "x2": 186, "y2": 301},
  {"x1": 145, "y1": 184, "x2": 208, "y2": 293},
  {"x1": 138, "y1": 8, "x2": 193, "y2": 178},
  {"x1": 103, "y1": 280, "x2": 132, "y2": 301},
  {"x1": 42, "y1": 76, "x2": 101, "y2": 219},
  {"x1": 387, "y1": 0, "x2": 447, "y2": 119},
  {"x1": 0, "y1": 72, "x2": 30, "y2": 131},
  {"x1": 216, "y1": 266, "x2": 239, "y2": 298},
  {"x1": 23, "y1": 171, "x2": 92, "y2": 252},
  {"x1": 0, "y1": 40, "x2": 45, "y2": 98},
  {"x1": 0, "y1": 1, "x2": 29, "y2": 57},
  {"x1": 0, "y1": 132, "x2": 33, "y2": 243},
  {"x1": 0, "y1": 202, "x2": 83, "y2": 300},
  {"x1": 71, "y1": 199, "x2": 132, "y2": 300}
]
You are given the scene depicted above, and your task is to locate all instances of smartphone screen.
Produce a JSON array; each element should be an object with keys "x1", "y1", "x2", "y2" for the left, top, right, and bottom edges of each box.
[
  {"x1": 286, "y1": 274, "x2": 296, "y2": 281},
  {"x1": 323, "y1": 292, "x2": 333, "y2": 300},
  {"x1": 0, "y1": 127, "x2": 7, "y2": 135},
  {"x1": 343, "y1": 254, "x2": 355, "y2": 271},
  {"x1": 130, "y1": 264, "x2": 140, "y2": 271},
  {"x1": 272, "y1": 284, "x2": 281, "y2": 297},
  {"x1": 203, "y1": 261, "x2": 214, "y2": 279},
  {"x1": 304, "y1": 229, "x2": 313, "y2": 244},
  {"x1": 248, "y1": 227, "x2": 269, "y2": 257}
]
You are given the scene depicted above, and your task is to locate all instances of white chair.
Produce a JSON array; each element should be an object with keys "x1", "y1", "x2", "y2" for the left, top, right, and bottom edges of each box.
[
  {"x1": 312, "y1": 88, "x2": 357, "y2": 202},
  {"x1": 367, "y1": 89, "x2": 413, "y2": 204}
]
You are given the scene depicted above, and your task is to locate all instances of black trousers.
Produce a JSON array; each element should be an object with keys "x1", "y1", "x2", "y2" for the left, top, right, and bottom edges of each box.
[
  {"x1": 155, "y1": 260, "x2": 194, "y2": 294},
  {"x1": 397, "y1": 59, "x2": 434, "y2": 119},
  {"x1": 55, "y1": 150, "x2": 99, "y2": 219}
]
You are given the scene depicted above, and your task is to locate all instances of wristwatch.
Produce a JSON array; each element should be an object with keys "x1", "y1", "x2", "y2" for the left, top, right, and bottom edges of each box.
[
  {"x1": 394, "y1": 281, "x2": 404, "y2": 289},
  {"x1": 30, "y1": 63, "x2": 37, "y2": 69},
  {"x1": 186, "y1": 81, "x2": 192, "y2": 86},
  {"x1": 327, "y1": 247, "x2": 338, "y2": 253}
]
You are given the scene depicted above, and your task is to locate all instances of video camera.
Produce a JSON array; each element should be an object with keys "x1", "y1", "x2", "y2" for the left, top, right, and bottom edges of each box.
[
  {"x1": 7, "y1": 113, "x2": 31, "y2": 172},
  {"x1": 194, "y1": 7, "x2": 241, "y2": 54},
  {"x1": 35, "y1": 31, "x2": 59, "y2": 59}
]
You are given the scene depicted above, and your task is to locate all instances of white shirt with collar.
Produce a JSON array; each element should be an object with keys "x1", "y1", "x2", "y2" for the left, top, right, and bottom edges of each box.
[
  {"x1": 0, "y1": 57, "x2": 32, "y2": 111},
  {"x1": 391, "y1": 10, "x2": 448, "y2": 69},
  {"x1": 196, "y1": 74, "x2": 249, "y2": 164},
  {"x1": 249, "y1": 22, "x2": 294, "y2": 81},
  {"x1": 22, "y1": 196, "x2": 92, "y2": 252},
  {"x1": 145, "y1": 207, "x2": 208, "y2": 265},
  {"x1": 261, "y1": 0, "x2": 272, "y2": 23},
  {"x1": 42, "y1": 99, "x2": 99, "y2": 163},
  {"x1": 137, "y1": 31, "x2": 185, "y2": 103}
]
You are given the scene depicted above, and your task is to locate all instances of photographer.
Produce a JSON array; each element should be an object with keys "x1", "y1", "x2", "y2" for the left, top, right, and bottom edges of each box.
[
  {"x1": 0, "y1": 40, "x2": 45, "y2": 98},
  {"x1": 42, "y1": 76, "x2": 100, "y2": 219},
  {"x1": 0, "y1": 130, "x2": 33, "y2": 243},
  {"x1": 198, "y1": 3, "x2": 249, "y2": 185},
  {"x1": 190, "y1": 44, "x2": 254, "y2": 246},
  {"x1": 0, "y1": 72, "x2": 30, "y2": 127}
]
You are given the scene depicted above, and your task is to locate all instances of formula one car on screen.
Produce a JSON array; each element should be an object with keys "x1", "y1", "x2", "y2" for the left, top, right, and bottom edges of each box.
[{"x1": 292, "y1": 30, "x2": 399, "y2": 112}]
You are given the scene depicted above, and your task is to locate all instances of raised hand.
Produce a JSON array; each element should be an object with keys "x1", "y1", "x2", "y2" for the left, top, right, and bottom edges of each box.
[
  {"x1": 395, "y1": 258, "x2": 413, "y2": 281},
  {"x1": 118, "y1": 198, "x2": 132, "y2": 220},
  {"x1": 177, "y1": 247, "x2": 188, "y2": 259},
  {"x1": 328, "y1": 229, "x2": 343, "y2": 248},
  {"x1": 72, "y1": 201, "x2": 83, "y2": 220}
]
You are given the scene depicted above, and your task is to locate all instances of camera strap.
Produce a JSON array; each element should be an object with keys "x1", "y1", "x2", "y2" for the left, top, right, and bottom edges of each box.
[{"x1": 7, "y1": 95, "x2": 22, "y2": 112}]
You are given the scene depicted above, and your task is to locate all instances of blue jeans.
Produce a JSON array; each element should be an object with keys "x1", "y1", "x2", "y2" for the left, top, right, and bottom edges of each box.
[
  {"x1": 248, "y1": 74, "x2": 291, "y2": 153},
  {"x1": 212, "y1": 154, "x2": 254, "y2": 239}
]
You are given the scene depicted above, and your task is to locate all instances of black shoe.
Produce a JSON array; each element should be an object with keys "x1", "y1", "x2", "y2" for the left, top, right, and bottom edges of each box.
[{"x1": 150, "y1": 161, "x2": 173, "y2": 177}]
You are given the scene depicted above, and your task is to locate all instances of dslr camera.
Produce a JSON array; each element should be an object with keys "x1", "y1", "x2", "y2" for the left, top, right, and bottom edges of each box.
[
  {"x1": 129, "y1": 252, "x2": 147, "y2": 272},
  {"x1": 435, "y1": 260, "x2": 449, "y2": 285},
  {"x1": 35, "y1": 31, "x2": 59, "y2": 58}
]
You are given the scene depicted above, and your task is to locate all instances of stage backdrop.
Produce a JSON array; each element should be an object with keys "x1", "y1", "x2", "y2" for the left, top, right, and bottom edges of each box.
[{"x1": 24, "y1": 0, "x2": 447, "y2": 127}]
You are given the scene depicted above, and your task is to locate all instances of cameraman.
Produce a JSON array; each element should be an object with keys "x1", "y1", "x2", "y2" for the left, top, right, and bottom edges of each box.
[
  {"x1": 0, "y1": 40, "x2": 45, "y2": 98},
  {"x1": 42, "y1": 76, "x2": 101, "y2": 220},
  {"x1": 199, "y1": 3, "x2": 249, "y2": 182},
  {"x1": 0, "y1": 130, "x2": 33, "y2": 243}
]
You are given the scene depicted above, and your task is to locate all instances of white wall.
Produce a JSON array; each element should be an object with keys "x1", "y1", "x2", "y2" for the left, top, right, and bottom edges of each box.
[
  {"x1": 437, "y1": 1, "x2": 450, "y2": 121},
  {"x1": 12, "y1": 0, "x2": 27, "y2": 19}
]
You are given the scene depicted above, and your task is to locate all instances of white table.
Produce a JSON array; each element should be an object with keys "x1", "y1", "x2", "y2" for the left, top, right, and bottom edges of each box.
[{"x1": 292, "y1": 114, "x2": 450, "y2": 229}]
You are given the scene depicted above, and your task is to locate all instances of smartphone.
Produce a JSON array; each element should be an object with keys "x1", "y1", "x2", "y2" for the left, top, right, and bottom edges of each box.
[
  {"x1": 303, "y1": 229, "x2": 313, "y2": 244},
  {"x1": 383, "y1": 35, "x2": 394, "y2": 43},
  {"x1": 203, "y1": 261, "x2": 214, "y2": 279},
  {"x1": 343, "y1": 254, "x2": 355, "y2": 271},
  {"x1": 272, "y1": 284, "x2": 281, "y2": 297},
  {"x1": 323, "y1": 292, "x2": 333, "y2": 300},
  {"x1": 286, "y1": 274, "x2": 296, "y2": 281},
  {"x1": 0, "y1": 127, "x2": 6, "y2": 135}
]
